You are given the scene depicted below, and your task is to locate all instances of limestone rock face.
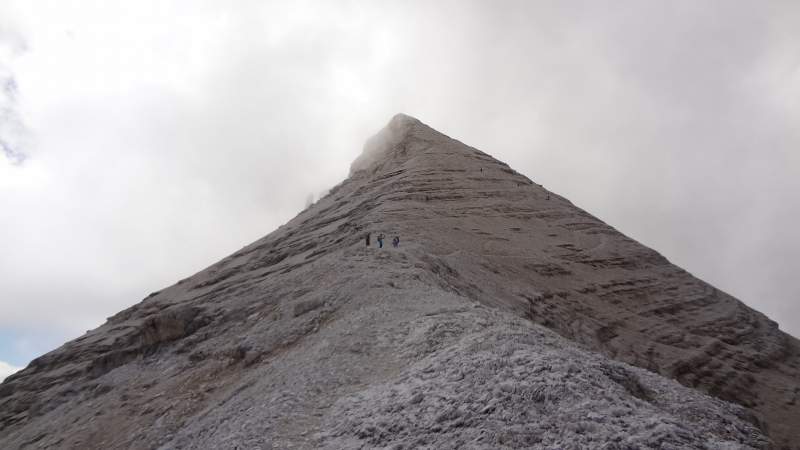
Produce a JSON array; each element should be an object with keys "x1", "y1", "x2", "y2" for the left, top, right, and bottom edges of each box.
[{"x1": 1, "y1": 114, "x2": 797, "y2": 449}]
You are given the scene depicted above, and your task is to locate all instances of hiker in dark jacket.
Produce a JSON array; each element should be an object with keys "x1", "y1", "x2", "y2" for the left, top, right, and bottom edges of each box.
[
  {"x1": 377, "y1": 233, "x2": 384, "y2": 248},
  {"x1": 365, "y1": 233, "x2": 371, "y2": 247},
  {"x1": 392, "y1": 236, "x2": 400, "y2": 248}
]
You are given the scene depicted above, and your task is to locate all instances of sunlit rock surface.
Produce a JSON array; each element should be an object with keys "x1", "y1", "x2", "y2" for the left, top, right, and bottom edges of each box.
[{"x1": 1, "y1": 114, "x2": 797, "y2": 449}]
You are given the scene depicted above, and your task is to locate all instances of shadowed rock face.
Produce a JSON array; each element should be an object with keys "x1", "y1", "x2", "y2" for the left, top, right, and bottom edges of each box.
[{"x1": 0, "y1": 114, "x2": 796, "y2": 449}]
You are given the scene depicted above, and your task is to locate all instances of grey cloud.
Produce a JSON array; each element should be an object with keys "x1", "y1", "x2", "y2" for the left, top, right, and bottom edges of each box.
[
  {"x1": 0, "y1": 1, "x2": 798, "y2": 366},
  {"x1": 0, "y1": 21, "x2": 28, "y2": 164}
]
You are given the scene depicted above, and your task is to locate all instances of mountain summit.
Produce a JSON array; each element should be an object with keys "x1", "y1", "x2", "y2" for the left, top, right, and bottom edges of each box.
[{"x1": 1, "y1": 115, "x2": 797, "y2": 449}]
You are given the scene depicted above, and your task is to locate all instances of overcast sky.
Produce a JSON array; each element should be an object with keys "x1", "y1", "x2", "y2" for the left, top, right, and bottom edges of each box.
[{"x1": 1, "y1": 1, "x2": 798, "y2": 380}]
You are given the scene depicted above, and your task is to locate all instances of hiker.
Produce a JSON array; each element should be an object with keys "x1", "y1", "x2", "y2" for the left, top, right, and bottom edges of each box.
[
  {"x1": 365, "y1": 233, "x2": 371, "y2": 247},
  {"x1": 392, "y1": 236, "x2": 400, "y2": 248},
  {"x1": 377, "y1": 233, "x2": 385, "y2": 248}
]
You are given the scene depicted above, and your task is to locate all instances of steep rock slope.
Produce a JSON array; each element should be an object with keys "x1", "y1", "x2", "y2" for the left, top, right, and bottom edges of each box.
[
  {"x1": 347, "y1": 114, "x2": 800, "y2": 447},
  {"x1": 0, "y1": 114, "x2": 795, "y2": 449}
]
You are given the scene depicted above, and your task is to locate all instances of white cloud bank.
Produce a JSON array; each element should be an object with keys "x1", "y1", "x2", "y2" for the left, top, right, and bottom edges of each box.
[
  {"x1": 0, "y1": 1, "x2": 798, "y2": 366},
  {"x1": 0, "y1": 360, "x2": 22, "y2": 382}
]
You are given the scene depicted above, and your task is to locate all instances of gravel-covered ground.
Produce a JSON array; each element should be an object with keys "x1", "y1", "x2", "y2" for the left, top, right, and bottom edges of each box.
[{"x1": 318, "y1": 301, "x2": 768, "y2": 449}]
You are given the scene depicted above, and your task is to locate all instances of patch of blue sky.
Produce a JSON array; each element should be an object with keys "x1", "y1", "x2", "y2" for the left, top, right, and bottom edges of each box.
[{"x1": 0, "y1": 328, "x2": 68, "y2": 367}]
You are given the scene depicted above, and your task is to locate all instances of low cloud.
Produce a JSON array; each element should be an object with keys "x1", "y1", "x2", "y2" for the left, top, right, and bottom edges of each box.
[
  {"x1": 0, "y1": 1, "x2": 798, "y2": 367},
  {"x1": 0, "y1": 360, "x2": 21, "y2": 382},
  {"x1": 0, "y1": 10, "x2": 29, "y2": 164}
]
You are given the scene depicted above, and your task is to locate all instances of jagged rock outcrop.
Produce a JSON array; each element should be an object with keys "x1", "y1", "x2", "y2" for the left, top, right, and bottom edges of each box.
[{"x1": 1, "y1": 114, "x2": 797, "y2": 449}]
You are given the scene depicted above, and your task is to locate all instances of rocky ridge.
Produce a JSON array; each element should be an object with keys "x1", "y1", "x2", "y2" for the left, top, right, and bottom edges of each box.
[{"x1": 0, "y1": 114, "x2": 797, "y2": 449}]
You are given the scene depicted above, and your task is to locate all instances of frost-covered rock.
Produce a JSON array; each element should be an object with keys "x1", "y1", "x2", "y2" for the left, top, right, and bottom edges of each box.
[{"x1": 320, "y1": 309, "x2": 768, "y2": 449}]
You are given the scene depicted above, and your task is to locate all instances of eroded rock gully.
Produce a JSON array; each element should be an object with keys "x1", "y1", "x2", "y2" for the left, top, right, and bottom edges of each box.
[{"x1": 1, "y1": 114, "x2": 797, "y2": 449}]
